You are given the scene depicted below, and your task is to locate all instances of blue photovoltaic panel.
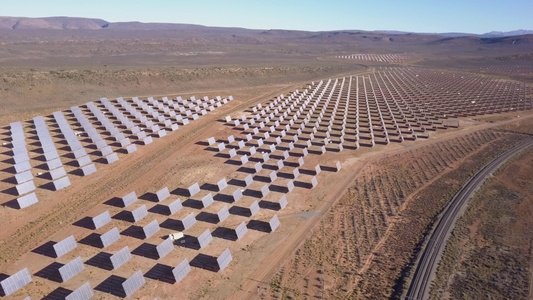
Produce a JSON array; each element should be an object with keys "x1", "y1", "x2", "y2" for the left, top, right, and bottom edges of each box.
[
  {"x1": 66, "y1": 282, "x2": 94, "y2": 300},
  {"x1": 156, "y1": 238, "x2": 174, "y2": 259},
  {"x1": 0, "y1": 268, "x2": 32, "y2": 296},
  {"x1": 235, "y1": 221, "x2": 248, "y2": 240},
  {"x1": 249, "y1": 201, "x2": 260, "y2": 216},
  {"x1": 132, "y1": 205, "x2": 148, "y2": 222},
  {"x1": 122, "y1": 191, "x2": 138, "y2": 207},
  {"x1": 217, "y1": 206, "x2": 229, "y2": 223},
  {"x1": 217, "y1": 248, "x2": 232, "y2": 271},
  {"x1": 182, "y1": 213, "x2": 196, "y2": 230},
  {"x1": 172, "y1": 259, "x2": 191, "y2": 283},
  {"x1": 122, "y1": 270, "x2": 145, "y2": 297},
  {"x1": 201, "y1": 193, "x2": 214, "y2": 208},
  {"x1": 53, "y1": 235, "x2": 77, "y2": 258},
  {"x1": 17, "y1": 192, "x2": 38, "y2": 209},
  {"x1": 168, "y1": 199, "x2": 183, "y2": 215},
  {"x1": 156, "y1": 187, "x2": 170, "y2": 202},
  {"x1": 59, "y1": 257, "x2": 84, "y2": 282},
  {"x1": 101, "y1": 227, "x2": 120, "y2": 248},
  {"x1": 92, "y1": 211, "x2": 111, "y2": 229},
  {"x1": 269, "y1": 215, "x2": 280, "y2": 232},
  {"x1": 197, "y1": 229, "x2": 212, "y2": 249},
  {"x1": 142, "y1": 220, "x2": 160, "y2": 239},
  {"x1": 110, "y1": 246, "x2": 132, "y2": 270}
]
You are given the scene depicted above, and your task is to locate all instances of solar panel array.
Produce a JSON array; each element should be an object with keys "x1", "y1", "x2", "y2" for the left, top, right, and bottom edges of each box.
[
  {"x1": 217, "y1": 248, "x2": 232, "y2": 271},
  {"x1": 156, "y1": 238, "x2": 174, "y2": 259},
  {"x1": 53, "y1": 235, "x2": 77, "y2": 258},
  {"x1": 110, "y1": 246, "x2": 132, "y2": 270},
  {"x1": 101, "y1": 227, "x2": 120, "y2": 248},
  {"x1": 142, "y1": 220, "x2": 160, "y2": 239},
  {"x1": 122, "y1": 270, "x2": 145, "y2": 297},
  {"x1": 92, "y1": 211, "x2": 111, "y2": 229},
  {"x1": 59, "y1": 257, "x2": 84, "y2": 282},
  {"x1": 65, "y1": 282, "x2": 93, "y2": 300},
  {"x1": 172, "y1": 259, "x2": 191, "y2": 283},
  {"x1": 197, "y1": 229, "x2": 213, "y2": 249},
  {"x1": 0, "y1": 268, "x2": 32, "y2": 296}
]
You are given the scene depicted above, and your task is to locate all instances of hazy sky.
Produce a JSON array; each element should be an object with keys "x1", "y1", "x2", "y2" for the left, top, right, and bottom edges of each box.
[{"x1": 3, "y1": 0, "x2": 532, "y2": 34}]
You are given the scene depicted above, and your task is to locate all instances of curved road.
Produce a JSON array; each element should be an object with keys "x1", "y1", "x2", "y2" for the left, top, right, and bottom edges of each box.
[{"x1": 406, "y1": 138, "x2": 533, "y2": 300}]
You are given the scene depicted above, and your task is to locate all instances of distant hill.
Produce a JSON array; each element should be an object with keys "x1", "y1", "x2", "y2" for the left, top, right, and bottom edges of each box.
[{"x1": 429, "y1": 34, "x2": 533, "y2": 46}]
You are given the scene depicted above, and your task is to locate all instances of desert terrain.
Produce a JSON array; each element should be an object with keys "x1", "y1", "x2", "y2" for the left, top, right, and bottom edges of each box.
[{"x1": 0, "y1": 17, "x2": 533, "y2": 299}]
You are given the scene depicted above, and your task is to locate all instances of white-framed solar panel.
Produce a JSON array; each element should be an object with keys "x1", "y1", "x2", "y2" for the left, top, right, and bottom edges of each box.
[
  {"x1": 269, "y1": 214, "x2": 280, "y2": 232},
  {"x1": 131, "y1": 205, "x2": 148, "y2": 222},
  {"x1": 81, "y1": 164, "x2": 97, "y2": 176},
  {"x1": 0, "y1": 268, "x2": 32, "y2": 296},
  {"x1": 235, "y1": 222, "x2": 248, "y2": 240},
  {"x1": 14, "y1": 161, "x2": 31, "y2": 173},
  {"x1": 168, "y1": 199, "x2": 183, "y2": 215},
  {"x1": 53, "y1": 176, "x2": 71, "y2": 191},
  {"x1": 122, "y1": 270, "x2": 145, "y2": 297},
  {"x1": 201, "y1": 193, "x2": 214, "y2": 208},
  {"x1": 311, "y1": 176, "x2": 318, "y2": 188},
  {"x1": 15, "y1": 180, "x2": 36, "y2": 196},
  {"x1": 122, "y1": 191, "x2": 137, "y2": 208},
  {"x1": 260, "y1": 185, "x2": 270, "y2": 197},
  {"x1": 105, "y1": 153, "x2": 118, "y2": 164},
  {"x1": 287, "y1": 180, "x2": 295, "y2": 192},
  {"x1": 156, "y1": 187, "x2": 170, "y2": 202},
  {"x1": 188, "y1": 183, "x2": 200, "y2": 197},
  {"x1": 217, "y1": 206, "x2": 229, "y2": 222},
  {"x1": 249, "y1": 201, "x2": 260, "y2": 216},
  {"x1": 217, "y1": 248, "x2": 232, "y2": 271},
  {"x1": 232, "y1": 188, "x2": 243, "y2": 202},
  {"x1": 65, "y1": 282, "x2": 93, "y2": 300},
  {"x1": 13, "y1": 152, "x2": 30, "y2": 164},
  {"x1": 59, "y1": 257, "x2": 84, "y2": 282},
  {"x1": 182, "y1": 213, "x2": 196, "y2": 230},
  {"x1": 156, "y1": 238, "x2": 174, "y2": 259},
  {"x1": 100, "y1": 146, "x2": 113, "y2": 157},
  {"x1": 49, "y1": 167, "x2": 67, "y2": 180},
  {"x1": 14, "y1": 170, "x2": 33, "y2": 184},
  {"x1": 197, "y1": 229, "x2": 212, "y2": 249},
  {"x1": 53, "y1": 235, "x2": 77, "y2": 258},
  {"x1": 142, "y1": 220, "x2": 160, "y2": 239},
  {"x1": 16, "y1": 192, "x2": 38, "y2": 209},
  {"x1": 46, "y1": 158, "x2": 62, "y2": 170},
  {"x1": 92, "y1": 211, "x2": 111, "y2": 229},
  {"x1": 101, "y1": 227, "x2": 120, "y2": 248},
  {"x1": 110, "y1": 246, "x2": 132, "y2": 270}
]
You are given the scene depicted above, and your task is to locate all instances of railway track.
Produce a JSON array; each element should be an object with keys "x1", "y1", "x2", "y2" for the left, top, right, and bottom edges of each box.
[{"x1": 405, "y1": 137, "x2": 533, "y2": 300}]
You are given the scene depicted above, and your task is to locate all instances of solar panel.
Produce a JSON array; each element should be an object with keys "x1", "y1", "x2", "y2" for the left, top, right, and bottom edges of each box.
[
  {"x1": 217, "y1": 206, "x2": 230, "y2": 223},
  {"x1": 311, "y1": 176, "x2": 318, "y2": 188},
  {"x1": 182, "y1": 213, "x2": 196, "y2": 230},
  {"x1": 143, "y1": 220, "x2": 160, "y2": 239},
  {"x1": 13, "y1": 152, "x2": 30, "y2": 164},
  {"x1": 156, "y1": 187, "x2": 170, "y2": 202},
  {"x1": 122, "y1": 191, "x2": 138, "y2": 207},
  {"x1": 122, "y1": 270, "x2": 145, "y2": 297},
  {"x1": 217, "y1": 178, "x2": 228, "y2": 191},
  {"x1": 336, "y1": 161, "x2": 342, "y2": 171},
  {"x1": 77, "y1": 155, "x2": 91, "y2": 167},
  {"x1": 197, "y1": 229, "x2": 213, "y2": 249},
  {"x1": 110, "y1": 246, "x2": 132, "y2": 270},
  {"x1": 156, "y1": 238, "x2": 174, "y2": 259},
  {"x1": 93, "y1": 211, "x2": 111, "y2": 229},
  {"x1": 46, "y1": 158, "x2": 63, "y2": 170},
  {"x1": 52, "y1": 235, "x2": 77, "y2": 258},
  {"x1": 293, "y1": 168, "x2": 300, "y2": 179},
  {"x1": 249, "y1": 201, "x2": 260, "y2": 216},
  {"x1": 217, "y1": 248, "x2": 232, "y2": 271},
  {"x1": 0, "y1": 268, "x2": 32, "y2": 296},
  {"x1": 279, "y1": 195, "x2": 288, "y2": 209},
  {"x1": 101, "y1": 227, "x2": 121, "y2": 248},
  {"x1": 166, "y1": 199, "x2": 182, "y2": 215},
  {"x1": 14, "y1": 170, "x2": 33, "y2": 184},
  {"x1": 269, "y1": 171, "x2": 277, "y2": 183},
  {"x1": 143, "y1": 136, "x2": 153, "y2": 145},
  {"x1": 287, "y1": 180, "x2": 295, "y2": 192},
  {"x1": 50, "y1": 167, "x2": 67, "y2": 180},
  {"x1": 132, "y1": 205, "x2": 148, "y2": 222},
  {"x1": 44, "y1": 150, "x2": 59, "y2": 161},
  {"x1": 188, "y1": 183, "x2": 200, "y2": 197},
  {"x1": 65, "y1": 282, "x2": 94, "y2": 300},
  {"x1": 201, "y1": 193, "x2": 214, "y2": 208},
  {"x1": 269, "y1": 215, "x2": 280, "y2": 232},
  {"x1": 254, "y1": 162, "x2": 262, "y2": 173},
  {"x1": 232, "y1": 188, "x2": 243, "y2": 202},
  {"x1": 298, "y1": 157, "x2": 304, "y2": 167},
  {"x1": 59, "y1": 257, "x2": 84, "y2": 282},
  {"x1": 217, "y1": 143, "x2": 225, "y2": 151},
  {"x1": 14, "y1": 161, "x2": 32, "y2": 173},
  {"x1": 276, "y1": 160, "x2": 284, "y2": 170},
  {"x1": 17, "y1": 192, "x2": 38, "y2": 209},
  {"x1": 105, "y1": 153, "x2": 119, "y2": 164},
  {"x1": 15, "y1": 180, "x2": 36, "y2": 196},
  {"x1": 235, "y1": 222, "x2": 248, "y2": 240},
  {"x1": 240, "y1": 155, "x2": 249, "y2": 165},
  {"x1": 81, "y1": 164, "x2": 97, "y2": 176},
  {"x1": 244, "y1": 174, "x2": 253, "y2": 187},
  {"x1": 260, "y1": 185, "x2": 270, "y2": 197},
  {"x1": 53, "y1": 176, "x2": 71, "y2": 191}
]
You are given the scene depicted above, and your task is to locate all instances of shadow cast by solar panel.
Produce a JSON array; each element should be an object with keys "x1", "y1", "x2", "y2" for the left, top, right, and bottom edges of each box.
[
  {"x1": 229, "y1": 206, "x2": 252, "y2": 217},
  {"x1": 33, "y1": 155, "x2": 48, "y2": 162},
  {"x1": 189, "y1": 253, "x2": 220, "y2": 272},
  {"x1": 195, "y1": 141, "x2": 209, "y2": 146},
  {"x1": 214, "y1": 153, "x2": 231, "y2": 159},
  {"x1": 236, "y1": 166, "x2": 256, "y2": 174},
  {"x1": 178, "y1": 235, "x2": 201, "y2": 250},
  {"x1": 294, "y1": 180, "x2": 314, "y2": 189},
  {"x1": 170, "y1": 187, "x2": 190, "y2": 197},
  {"x1": 227, "y1": 178, "x2": 246, "y2": 187},
  {"x1": 121, "y1": 225, "x2": 145, "y2": 239},
  {"x1": 42, "y1": 287, "x2": 72, "y2": 300},
  {"x1": 1, "y1": 176, "x2": 17, "y2": 184},
  {"x1": 200, "y1": 183, "x2": 219, "y2": 192},
  {"x1": 213, "y1": 193, "x2": 234, "y2": 203},
  {"x1": 148, "y1": 204, "x2": 172, "y2": 216},
  {"x1": 139, "y1": 192, "x2": 159, "y2": 202},
  {"x1": 259, "y1": 200, "x2": 282, "y2": 211},
  {"x1": 299, "y1": 168, "x2": 316, "y2": 175},
  {"x1": 31, "y1": 241, "x2": 58, "y2": 258},
  {"x1": 39, "y1": 182, "x2": 59, "y2": 192},
  {"x1": 261, "y1": 164, "x2": 278, "y2": 171},
  {"x1": 321, "y1": 165, "x2": 338, "y2": 172},
  {"x1": 247, "y1": 220, "x2": 272, "y2": 233},
  {"x1": 247, "y1": 156, "x2": 263, "y2": 163},
  {"x1": 104, "y1": 197, "x2": 125, "y2": 208},
  {"x1": 79, "y1": 233, "x2": 104, "y2": 248},
  {"x1": 95, "y1": 274, "x2": 127, "y2": 298},
  {"x1": 1, "y1": 166, "x2": 17, "y2": 174},
  {"x1": 182, "y1": 199, "x2": 204, "y2": 210},
  {"x1": 160, "y1": 219, "x2": 185, "y2": 231},
  {"x1": 35, "y1": 262, "x2": 64, "y2": 283},
  {"x1": 196, "y1": 212, "x2": 219, "y2": 224},
  {"x1": 224, "y1": 159, "x2": 242, "y2": 166},
  {"x1": 253, "y1": 175, "x2": 272, "y2": 183},
  {"x1": 2, "y1": 199, "x2": 22, "y2": 209},
  {"x1": 113, "y1": 210, "x2": 135, "y2": 222},
  {"x1": 243, "y1": 188, "x2": 263, "y2": 198},
  {"x1": 85, "y1": 252, "x2": 114, "y2": 270},
  {"x1": 145, "y1": 263, "x2": 176, "y2": 284},
  {"x1": 277, "y1": 171, "x2": 296, "y2": 179},
  {"x1": 1, "y1": 158, "x2": 15, "y2": 165},
  {"x1": 212, "y1": 227, "x2": 238, "y2": 241},
  {"x1": 72, "y1": 216, "x2": 96, "y2": 230},
  {"x1": 1, "y1": 186, "x2": 20, "y2": 196},
  {"x1": 132, "y1": 243, "x2": 159, "y2": 260}
]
